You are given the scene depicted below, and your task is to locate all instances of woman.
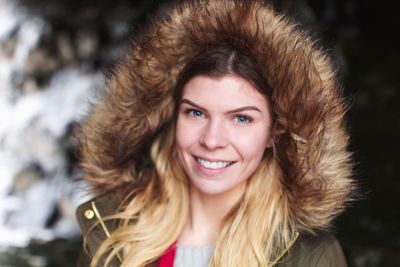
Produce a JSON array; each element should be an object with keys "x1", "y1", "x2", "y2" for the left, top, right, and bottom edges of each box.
[{"x1": 76, "y1": 0, "x2": 354, "y2": 266}]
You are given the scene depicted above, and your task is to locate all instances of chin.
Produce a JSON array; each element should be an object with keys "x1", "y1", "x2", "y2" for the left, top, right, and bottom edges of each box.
[{"x1": 189, "y1": 178, "x2": 246, "y2": 199}]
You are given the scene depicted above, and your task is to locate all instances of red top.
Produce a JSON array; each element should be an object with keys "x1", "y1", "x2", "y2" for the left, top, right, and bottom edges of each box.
[{"x1": 158, "y1": 242, "x2": 177, "y2": 267}]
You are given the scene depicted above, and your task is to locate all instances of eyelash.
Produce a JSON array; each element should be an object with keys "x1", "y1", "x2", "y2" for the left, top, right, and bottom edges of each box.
[
  {"x1": 185, "y1": 109, "x2": 204, "y2": 118},
  {"x1": 234, "y1": 115, "x2": 253, "y2": 124}
]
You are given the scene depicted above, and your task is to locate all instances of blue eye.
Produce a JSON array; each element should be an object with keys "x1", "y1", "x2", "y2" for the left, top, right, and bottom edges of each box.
[
  {"x1": 187, "y1": 109, "x2": 204, "y2": 117},
  {"x1": 235, "y1": 115, "x2": 252, "y2": 124}
]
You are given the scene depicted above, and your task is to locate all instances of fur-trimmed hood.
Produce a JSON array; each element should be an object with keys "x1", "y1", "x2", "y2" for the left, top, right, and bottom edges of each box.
[{"x1": 78, "y1": 0, "x2": 353, "y2": 233}]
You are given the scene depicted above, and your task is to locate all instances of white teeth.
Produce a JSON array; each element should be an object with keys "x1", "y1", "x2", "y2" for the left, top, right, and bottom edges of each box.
[{"x1": 197, "y1": 158, "x2": 232, "y2": 169}]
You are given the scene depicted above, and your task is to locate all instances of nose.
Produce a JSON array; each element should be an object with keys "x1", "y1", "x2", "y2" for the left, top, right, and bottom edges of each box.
[{"x1": 199, "y1": 119, "x2": 228, "y2": 150}]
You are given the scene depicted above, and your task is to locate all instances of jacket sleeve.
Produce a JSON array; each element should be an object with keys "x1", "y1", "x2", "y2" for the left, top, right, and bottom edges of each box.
[{"x1": 276, "y1": 233, "x2": 348, "y2": 267}]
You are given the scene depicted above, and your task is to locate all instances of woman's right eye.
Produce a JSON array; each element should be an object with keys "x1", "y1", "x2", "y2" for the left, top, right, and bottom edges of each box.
[{"x1": 186, "y1": 109, "x2": 204, "y2": 118}]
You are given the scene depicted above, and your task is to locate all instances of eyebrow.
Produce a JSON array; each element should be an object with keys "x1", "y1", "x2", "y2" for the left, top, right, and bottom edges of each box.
[{"x1": 180, "y1": 99, "x2": 262, "y2": 114}]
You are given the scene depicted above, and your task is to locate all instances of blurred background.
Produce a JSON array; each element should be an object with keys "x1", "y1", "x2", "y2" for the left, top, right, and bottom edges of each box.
[{"x1": 0, "y1": 0, "x2": 398, "y2": 266}]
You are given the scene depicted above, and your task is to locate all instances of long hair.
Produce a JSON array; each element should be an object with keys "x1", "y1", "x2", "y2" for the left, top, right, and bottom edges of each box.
[
  {"x1": 79, "y1": 0, "x2": 354, "y2": 266},
  {"x1": 91, "y1": 45, "x2": 297, "y2": 266}
]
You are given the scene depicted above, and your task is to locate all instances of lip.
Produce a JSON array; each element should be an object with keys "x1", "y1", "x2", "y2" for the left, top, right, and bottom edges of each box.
[{"x1": 192, "y1": 155, "x2": 236, "y2": 176}]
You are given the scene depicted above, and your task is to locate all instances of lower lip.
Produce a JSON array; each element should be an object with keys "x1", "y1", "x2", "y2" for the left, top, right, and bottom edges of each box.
[{"x1": 193, "y1": 156, "x2": 234, "y2": 176}]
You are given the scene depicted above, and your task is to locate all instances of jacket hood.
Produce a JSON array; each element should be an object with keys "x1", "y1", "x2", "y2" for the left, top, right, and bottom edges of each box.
[{"x1": 78, "y1": 0, "x2": 354, "y2": 232}]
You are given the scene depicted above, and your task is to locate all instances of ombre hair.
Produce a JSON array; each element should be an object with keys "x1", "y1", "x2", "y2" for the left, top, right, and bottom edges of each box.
[
  {"x1": 90, "y1": 45, "x2": 297, "y2": 267},
  {"x1": 80, "y1": 1, "x2": 354, "y2": 265}
]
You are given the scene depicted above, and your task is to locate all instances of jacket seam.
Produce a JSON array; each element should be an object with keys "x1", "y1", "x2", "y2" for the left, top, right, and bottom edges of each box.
[{"x1": 91, "y1": 200, "x2": 123, "y2": 263}]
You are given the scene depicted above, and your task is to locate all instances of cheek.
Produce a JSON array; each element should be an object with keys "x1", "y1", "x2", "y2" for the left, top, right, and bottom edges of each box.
[
  {"x1": 175, "y1": 121, "x2": 186, "y2": 151},
  {"x1": 232, "y1": 129, "x2": 271, "y2": 159},
  {"x1": 175, "y1": 117, "x2": 197, "y2": 151}
]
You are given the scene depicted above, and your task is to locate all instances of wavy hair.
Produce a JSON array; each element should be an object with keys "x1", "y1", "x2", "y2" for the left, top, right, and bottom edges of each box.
[
  {"x1": 78, "y1": 0, "x2": 354, "y2": 266},
  {"x1": 90, "y1": 46, "x2": 298, "y2": 266}
]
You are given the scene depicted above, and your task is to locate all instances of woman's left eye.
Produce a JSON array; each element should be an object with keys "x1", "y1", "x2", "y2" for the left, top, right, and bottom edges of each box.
[{"x1": 234, "y1": 115, "x2": 252, "y2": 124}]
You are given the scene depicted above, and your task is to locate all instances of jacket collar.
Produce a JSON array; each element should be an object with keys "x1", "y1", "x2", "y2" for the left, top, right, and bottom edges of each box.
[{"x1": 76, "y1": 191, "x2": 299, "y2": 266}]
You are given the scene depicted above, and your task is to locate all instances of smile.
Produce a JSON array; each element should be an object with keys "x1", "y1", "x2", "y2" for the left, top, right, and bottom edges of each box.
[{"x1": 196, "y1": 157, "x2": 235, "y2": 169}]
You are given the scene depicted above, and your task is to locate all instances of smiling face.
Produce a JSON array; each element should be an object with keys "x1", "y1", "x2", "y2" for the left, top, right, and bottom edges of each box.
[{"x1": 175, "y1": 74, "x2": 273, "y2": 200}]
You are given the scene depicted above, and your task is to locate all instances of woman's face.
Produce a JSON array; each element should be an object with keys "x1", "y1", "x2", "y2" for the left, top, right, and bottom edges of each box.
[{"x1": 175, "y1": 74, "x2": 273, "y2": 199}]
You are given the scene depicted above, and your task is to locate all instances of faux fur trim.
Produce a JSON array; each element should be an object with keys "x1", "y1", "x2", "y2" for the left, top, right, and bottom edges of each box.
[{"x1": 77, "y1": 0, "x2": 354, "y2": 232}]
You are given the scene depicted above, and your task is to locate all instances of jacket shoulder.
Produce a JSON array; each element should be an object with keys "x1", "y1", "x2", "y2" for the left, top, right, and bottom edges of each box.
[
  {"x1": 75, "y1": 191, "x2": 159, "y2": 267},
  {"x1": 76, "y1": 192, "x2": 120, "y2": 238},
  {"x1": 75, "y1": 191, "x2": 121, "y2": 266},
  {"x1": 276, "y1": 232, "x2": 347, "y2": 267}
]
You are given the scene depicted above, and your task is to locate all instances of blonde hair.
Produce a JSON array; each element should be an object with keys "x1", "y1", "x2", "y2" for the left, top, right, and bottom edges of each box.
[
  {"x1": 210, "y1": 155, "x2": 296, "y2": 266},
  {"x1": 89, "y1": 118, "x2": 297, "y2": 267},
  {"x1": 91, "y1": 123, "x2": 187, "y2": 266},
  {"x1": 87, "y1": 37, "x2": 302, "y2": 267},
  {"x1": 80, "y1": 1, "x2": 354, "y2": 265}
]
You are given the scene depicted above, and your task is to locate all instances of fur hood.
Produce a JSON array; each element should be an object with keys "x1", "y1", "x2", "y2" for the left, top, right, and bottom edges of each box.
[{"x1": 78, "y1": 0, "x2": 353, "y2": 233}]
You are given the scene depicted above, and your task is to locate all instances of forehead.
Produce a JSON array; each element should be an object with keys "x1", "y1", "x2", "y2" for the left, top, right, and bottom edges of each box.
[{"x1": 181, "y1": 75, "x2": 268, "y2": 109}]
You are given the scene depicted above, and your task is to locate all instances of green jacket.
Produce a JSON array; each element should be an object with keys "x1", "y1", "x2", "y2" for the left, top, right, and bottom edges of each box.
[{"x1": 76, "y1": 193, "x2": 348, "y2": 267}]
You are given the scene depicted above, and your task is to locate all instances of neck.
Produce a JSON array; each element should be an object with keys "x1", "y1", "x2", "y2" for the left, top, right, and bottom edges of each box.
[{"x1": 178, "y1": 184, "x2": 245, "y2": 246}]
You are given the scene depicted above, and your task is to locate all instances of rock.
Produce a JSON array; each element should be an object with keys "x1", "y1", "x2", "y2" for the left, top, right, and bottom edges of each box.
[
  {"x1": 75, "y1": 28, "x2": 98, "y2": 60},
  {"x1": 56, "y1": 32, "x2": 75, "y2": 64},
  {"x1": 25, "y1": 48, "x2": 59, "y2": 75},
  {"x1": 11, "y1": 164, "x2": 44, "y2": 194}
]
